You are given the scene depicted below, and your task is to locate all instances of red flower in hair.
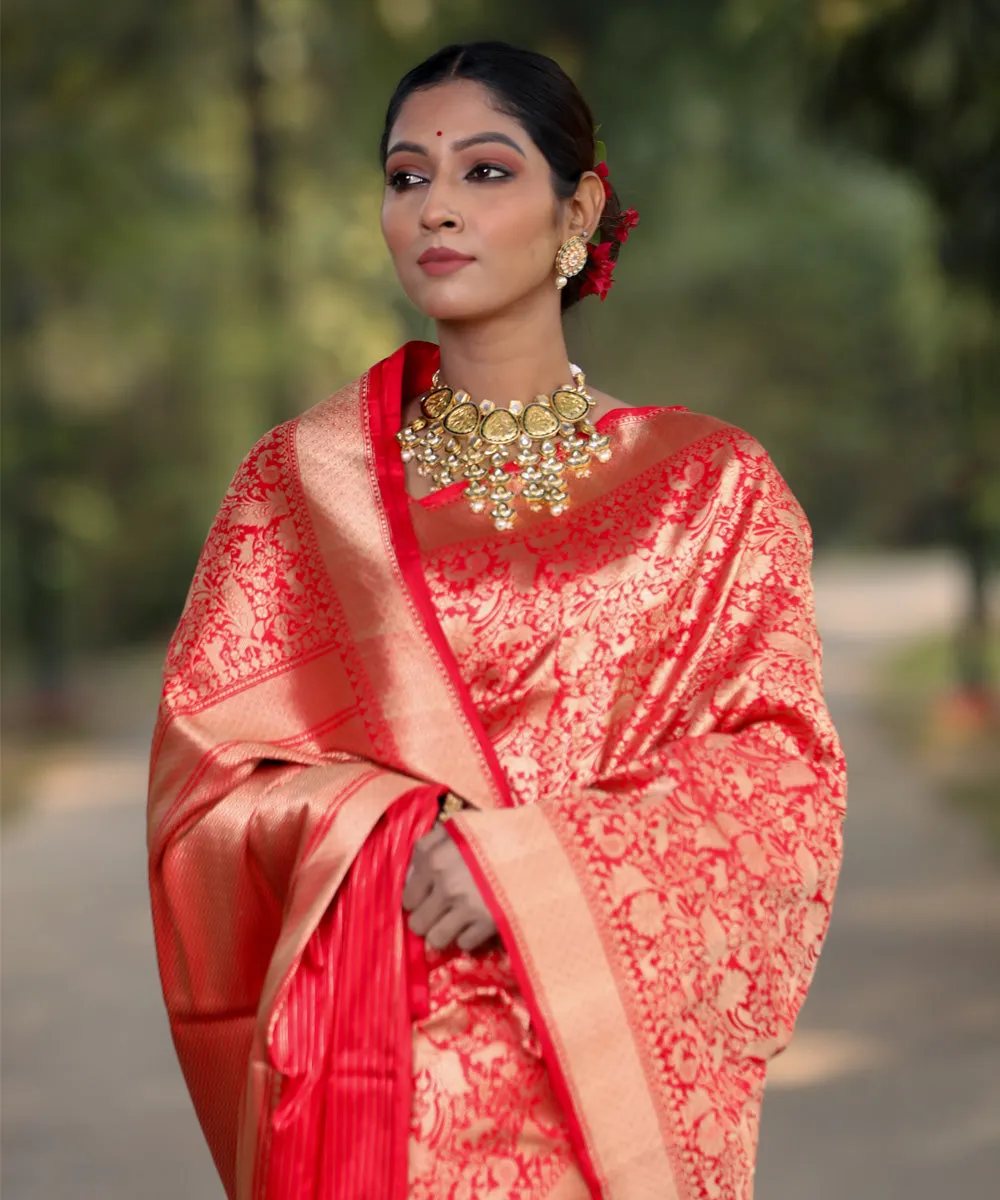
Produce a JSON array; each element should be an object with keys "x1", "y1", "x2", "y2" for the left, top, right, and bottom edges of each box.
[
  {"x1": 615, "y1": 207, "x2": 640, "y2": 242},
  {"x1": 580, "y1": 240, "x2": 617, "y2": 301},
  {"x1": 594, "y1": 160, "x2": 614, "y2": 201},
  {"x1": 578, "y1": 159, "x2": 638, "y2": 300}
]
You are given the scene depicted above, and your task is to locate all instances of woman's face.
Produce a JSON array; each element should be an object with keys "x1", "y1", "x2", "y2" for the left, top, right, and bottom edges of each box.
[{"x1": 381, "y1": 80, "x2": 575, "y2": 322}]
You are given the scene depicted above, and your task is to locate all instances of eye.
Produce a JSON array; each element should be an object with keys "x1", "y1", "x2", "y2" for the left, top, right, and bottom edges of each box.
[
  {"x1": 387, "y1": 170, "x2": 427, "y2": 192},
  {"x1": 466, "y1": 162, "x2": 512, "y2": 182}
]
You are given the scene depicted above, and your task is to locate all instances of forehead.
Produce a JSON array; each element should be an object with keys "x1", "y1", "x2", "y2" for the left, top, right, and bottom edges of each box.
[{"x1": 388, "y1": 79, "x2": 529, "y2": 145}]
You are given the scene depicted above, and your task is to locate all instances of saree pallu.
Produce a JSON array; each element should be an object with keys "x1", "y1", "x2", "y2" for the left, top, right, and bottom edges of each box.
[{"x1": 148, "y1": 339, "x2": 846, "y2": 1200}]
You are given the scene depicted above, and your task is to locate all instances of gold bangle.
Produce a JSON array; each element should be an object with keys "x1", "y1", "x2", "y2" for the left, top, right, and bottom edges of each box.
[{"x1": 438, "y1": 790, "x2": 465, "y2": 822}]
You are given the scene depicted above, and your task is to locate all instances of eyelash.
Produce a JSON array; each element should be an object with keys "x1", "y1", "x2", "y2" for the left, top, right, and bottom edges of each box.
[{"x1": 387, "y1": 163, "x2": 513, "y2": 191}]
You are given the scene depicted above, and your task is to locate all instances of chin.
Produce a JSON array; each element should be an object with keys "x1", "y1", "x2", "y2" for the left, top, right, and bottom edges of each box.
[
  {"x1": 408, "y1": 285, "x2": 508, "y2": 323},
  {"x1": 420, "y1": 299, "x2": 500, "y2": 322},
  {"x1": 406, "y1": 277, "x2": 544, "y2": 324}
]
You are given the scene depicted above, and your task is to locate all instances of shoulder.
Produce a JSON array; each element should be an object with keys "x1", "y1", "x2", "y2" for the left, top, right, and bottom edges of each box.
[
  {"x1": 162, "y1": 412, "x2": 327, "y2": 713},
  {"x1": 634, "y1": 403, "x2": 789, "y2": 491},
  {"x1": 606, "y1": 395, "x2": 805, "y2": 518},
  {"x1": 596, "y1": 390, "x2": 774, "y2": 478},
  {"x1": 682, "y1": 416, "x2": 811, "y2": 548},
  {"x1": 221, "y1": 371, "x2": 365, "y2": 507},
  {"x1": 643, "y1": 409, "x2": 814, "y2": 561}
]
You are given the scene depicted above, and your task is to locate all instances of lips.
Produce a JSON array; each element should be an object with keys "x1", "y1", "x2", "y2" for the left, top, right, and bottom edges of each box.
[
  {"x1": 417, "y1": 247, "x2": 475, "y2": 264},
  {"x1": 417, "y1": 247, "x2": 476, "y2": 277}
]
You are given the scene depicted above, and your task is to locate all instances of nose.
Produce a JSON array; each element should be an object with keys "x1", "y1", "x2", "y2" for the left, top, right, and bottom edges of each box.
[{"x1": 419, "y1": 175, "x2": 463, "y2": 233}]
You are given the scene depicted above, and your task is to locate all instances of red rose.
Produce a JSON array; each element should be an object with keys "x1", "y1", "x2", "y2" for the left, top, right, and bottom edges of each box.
[
  {"x1": 580, "y1": 240, "x2": 617, "y2": 301},
  {"x1": 615, "y1": 207, "x2": 640, "y2": 242}
]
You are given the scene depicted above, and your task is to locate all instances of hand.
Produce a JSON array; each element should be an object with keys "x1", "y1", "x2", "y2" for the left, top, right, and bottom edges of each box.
[{"x1": 401, "y1": 822, "x2": 498, "y2": 953}]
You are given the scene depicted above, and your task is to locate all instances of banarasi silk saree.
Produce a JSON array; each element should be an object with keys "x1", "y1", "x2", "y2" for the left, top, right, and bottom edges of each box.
[{"x1": 148, "y1": 339, "x2": 846, "y2": 1200}]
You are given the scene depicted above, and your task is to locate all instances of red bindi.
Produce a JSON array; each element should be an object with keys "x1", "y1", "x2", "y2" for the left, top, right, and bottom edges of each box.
[{"x1": 436, "y1": 130, "x2": 443, "y2": 136}]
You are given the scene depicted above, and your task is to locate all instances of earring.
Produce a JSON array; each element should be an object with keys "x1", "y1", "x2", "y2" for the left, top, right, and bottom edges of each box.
[{"x1": 554, "y1": 233, "x2": 590, "y2": 289}]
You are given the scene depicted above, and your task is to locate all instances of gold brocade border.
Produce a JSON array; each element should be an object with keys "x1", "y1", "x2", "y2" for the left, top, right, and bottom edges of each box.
[
  {"x1": 449, "y1": 806, "x2": 682, "y2": 1200},
  {"x1": 148, "y1": 650, "x2": 372, "y2": 845},
  {"x1": 295, "y1": 368, "x2": 506, "y2": 812}
]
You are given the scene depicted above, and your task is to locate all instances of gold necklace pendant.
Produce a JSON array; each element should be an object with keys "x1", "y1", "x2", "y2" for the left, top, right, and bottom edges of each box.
[{"x1": 395, "y1": 365, "x2": 613, "y2": 531}]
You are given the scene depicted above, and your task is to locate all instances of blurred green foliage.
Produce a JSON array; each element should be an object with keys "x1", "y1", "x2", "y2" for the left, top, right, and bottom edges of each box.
[{"x1": 2, "y1": 0, "x2": 997, "y2": 691}]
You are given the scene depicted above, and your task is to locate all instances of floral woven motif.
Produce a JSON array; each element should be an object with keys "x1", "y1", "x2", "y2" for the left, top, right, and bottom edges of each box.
[
  {"x1": 426, "y1": 427, "x2": 845, "y2": 1198},
  {"x1": 162, "y1": 423, "x2": 343, "y2": 714}
]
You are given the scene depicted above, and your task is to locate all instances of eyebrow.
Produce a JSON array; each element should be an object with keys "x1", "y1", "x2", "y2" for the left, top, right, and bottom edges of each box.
[{"x1": 385, "y1": 131, "x2": 526, "y2": 159}]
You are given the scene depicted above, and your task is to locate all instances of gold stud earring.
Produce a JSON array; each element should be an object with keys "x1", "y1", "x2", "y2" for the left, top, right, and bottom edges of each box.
[{"x1": 554, "y1": 233, "x2": 589, "y2": 289}]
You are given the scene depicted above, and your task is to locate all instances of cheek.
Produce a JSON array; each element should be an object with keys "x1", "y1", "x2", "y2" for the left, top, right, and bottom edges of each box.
[
  {"x1": 479, "y1": 193, "x2": 558, "y2": 270},
  {"x1": 380, "y1": 199, "x2": 409, "y2": 259}
]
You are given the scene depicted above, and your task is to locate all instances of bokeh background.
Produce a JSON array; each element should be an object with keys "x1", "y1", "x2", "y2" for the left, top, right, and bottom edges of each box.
[{"x1": 2, "y1": 2, "x2": 998, "y2": 1198}]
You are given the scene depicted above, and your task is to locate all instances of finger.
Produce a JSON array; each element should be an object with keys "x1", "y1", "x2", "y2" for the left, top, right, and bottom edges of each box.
[
  {"x1": 418, "y1": 823, "x2": 449, "y2": 851},
  {"x1": 401, "y1": 867, "x2": 433, "y2": 913},
  {"x1": 424, "y1": 906, "x2": 471, "y2": 952},
  {"x1": 401, "y1": 826, "x2": 449, "y2": 911},
  {"x1": 407, "y1": 888, "x2": 451, "y2": 938},
  {"x1": 456, "y1": 918, "x2": 498, "y2": 953}
]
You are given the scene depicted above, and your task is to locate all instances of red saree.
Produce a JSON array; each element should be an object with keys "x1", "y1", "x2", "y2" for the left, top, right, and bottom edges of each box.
[{"x1": 148, "y1": 340, "x2": 846, "y2": 1199}]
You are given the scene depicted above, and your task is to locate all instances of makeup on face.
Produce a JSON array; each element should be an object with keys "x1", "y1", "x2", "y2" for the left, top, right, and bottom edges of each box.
[
  {"x1": 384, "y1": 130, "x2": 529, "y2": 283},
  {"x1": 416, "y1": 247, "x2": 476, "y2": 276},
  {"x1": 384, "y1": 132, "x2": 527, "y2": 188},
  {"x1": 380, "y1": 80, "x2": 566, "y2": 320},
  {"x1": 386, "y1": 131, "x2": 527, "y2": 160}
]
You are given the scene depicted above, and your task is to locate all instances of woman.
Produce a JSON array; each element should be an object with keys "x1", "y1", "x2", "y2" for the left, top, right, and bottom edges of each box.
[{"x1": 148, "y1": 41, "x2": 846, "y2": 1200}]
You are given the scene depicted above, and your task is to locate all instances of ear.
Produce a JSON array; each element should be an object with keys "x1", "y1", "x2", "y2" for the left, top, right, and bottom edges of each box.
[{"x1": 564, "y1": 171, "x2": 606, "y2": 240}]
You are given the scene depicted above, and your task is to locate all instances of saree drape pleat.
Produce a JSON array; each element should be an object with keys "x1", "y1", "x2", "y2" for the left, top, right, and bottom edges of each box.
[
  {"x1": 148, "y1": 340, "x2": 845, "y2": 1200},
  {"x1": 262, "y1": 786, "x2": 439, "y2": 1199}
]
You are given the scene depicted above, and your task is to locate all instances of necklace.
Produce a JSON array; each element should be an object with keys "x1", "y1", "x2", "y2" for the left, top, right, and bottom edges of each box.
[{"x1": 395, "y1": 365, "x2": 613, "y2": 531}]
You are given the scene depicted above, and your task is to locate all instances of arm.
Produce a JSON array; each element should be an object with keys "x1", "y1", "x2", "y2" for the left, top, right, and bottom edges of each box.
[{"x1": 145, "y1": 421, "x2": 450, "y2": 1196}]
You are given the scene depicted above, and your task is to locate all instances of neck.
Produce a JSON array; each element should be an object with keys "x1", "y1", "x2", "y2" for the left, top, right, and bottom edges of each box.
[{"x1": 434, "y1": 294, "x2": 573, "y2": 405}]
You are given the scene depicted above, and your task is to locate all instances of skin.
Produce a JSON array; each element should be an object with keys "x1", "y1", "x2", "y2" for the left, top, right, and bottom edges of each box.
[
  {"x1": 401, "y1": 822, "x2": 497, "y2": 953},
  {"x1": 382, "y1": 78, "x2": 624, "y2": 501},
  {"x1": 385, "y1": 79, "x2": 623, "y2": 952}
]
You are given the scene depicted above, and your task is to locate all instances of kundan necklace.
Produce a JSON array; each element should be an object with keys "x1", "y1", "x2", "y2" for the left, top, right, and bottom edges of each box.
[{"x1": 396, "y1": 365, "x2": 613, "y2": 531}]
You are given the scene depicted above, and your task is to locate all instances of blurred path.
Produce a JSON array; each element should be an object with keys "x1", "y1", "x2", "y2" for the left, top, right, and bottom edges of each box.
[
  {"x1": 2, "y1": 552, "x2": 998, "y2": 1198},
  {"x1": 1, "y1": 698, "x2": 221, "y2": 1197},
  {"x1": 1, "y1": 788, "x2": 222, "y2": 1199},
  {"x1": 757, "y1": 554, "x2": 1000, "y2": 1197}
]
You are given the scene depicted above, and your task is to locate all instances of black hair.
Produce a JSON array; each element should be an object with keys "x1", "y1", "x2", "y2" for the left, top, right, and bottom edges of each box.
[{"x1": 380, "y1": 41, "x2": 625, "y2": 311}]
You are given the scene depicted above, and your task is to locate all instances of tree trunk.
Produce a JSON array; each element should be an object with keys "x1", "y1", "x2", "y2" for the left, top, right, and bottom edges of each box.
[
  {"x1": 236, "y1": 0, "x2": 288, "y2": 429},
  {"x1": 953, "y1": 340, "x2": 996, "y2": 696}
]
